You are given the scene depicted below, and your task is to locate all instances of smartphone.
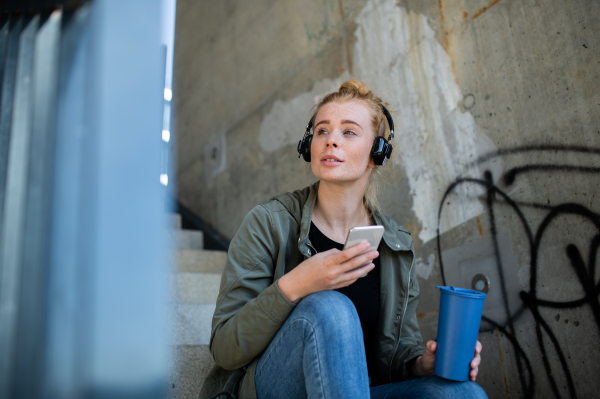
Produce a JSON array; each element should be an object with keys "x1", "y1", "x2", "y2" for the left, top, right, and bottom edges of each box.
[{"x1": 343, "y1": 225, "x2": 384, "y2": 275}]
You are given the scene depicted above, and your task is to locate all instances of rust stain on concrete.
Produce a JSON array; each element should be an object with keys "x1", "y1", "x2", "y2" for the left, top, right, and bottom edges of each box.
[
  {"x1": 405, "y1": 222, "x2": 423, "y2": 238},
  {"x1": 437, "y1": 0, "x2": 448, "y2": 50},
  {"x1": 337, "y1": 0, "x2": 353, "y2": 74},
  {"x1": 470, "y1": 0, "x2": 503, "y2": 21},
  {"x1": 437, "y1": 0, "x2": 458, "y2": 84},
  {"x1": 476, "y1": 216, "x2": 484, "y2": 238},
  {"x1": 417, "y1": 310, "x2": 439, "y2": 320}
]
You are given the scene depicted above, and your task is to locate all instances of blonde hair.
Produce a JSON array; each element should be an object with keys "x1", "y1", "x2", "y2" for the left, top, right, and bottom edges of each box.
[{"x1": 312, "y1": 81, "x2": 393, "y2": 213}]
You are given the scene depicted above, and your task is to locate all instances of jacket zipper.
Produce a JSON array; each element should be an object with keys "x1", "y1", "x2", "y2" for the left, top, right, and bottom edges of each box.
[{"x1": 388, "y1": 257, "x2": 414, "y2": 382}]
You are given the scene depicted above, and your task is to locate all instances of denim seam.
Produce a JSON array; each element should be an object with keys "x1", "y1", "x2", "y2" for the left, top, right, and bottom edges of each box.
[{"x1": 255, "y1": 317, "x2": 327, "y2": 399}]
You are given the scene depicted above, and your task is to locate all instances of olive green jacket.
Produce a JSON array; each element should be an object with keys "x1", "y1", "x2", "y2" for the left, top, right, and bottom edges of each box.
[{"x1": 199, "y1": 182, "x2": 425, "y2": 399}]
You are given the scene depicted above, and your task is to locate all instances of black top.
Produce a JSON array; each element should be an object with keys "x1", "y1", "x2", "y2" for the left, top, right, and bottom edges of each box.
[{"x1": 308, "y1": 221, "x2": 380, "y2": 383}]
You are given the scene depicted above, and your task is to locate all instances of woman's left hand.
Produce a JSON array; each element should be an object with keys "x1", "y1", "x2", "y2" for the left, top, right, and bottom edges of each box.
[
  {"x1": 469, "y1": 340, "x2": 483, "y2": 381},
  {"x1": 411, "y1": 340, "x2": 483, "y2": 381}
]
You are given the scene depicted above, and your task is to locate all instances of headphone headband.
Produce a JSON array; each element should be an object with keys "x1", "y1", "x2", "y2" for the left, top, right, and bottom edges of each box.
[{"x1": 379, "y1": 104, "x2": 394, "y2": 141}]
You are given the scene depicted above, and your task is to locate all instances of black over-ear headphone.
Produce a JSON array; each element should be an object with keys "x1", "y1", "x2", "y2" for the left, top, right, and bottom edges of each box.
[{"x1": 297, "y1": 103, "x2": 395, "y2": 166}]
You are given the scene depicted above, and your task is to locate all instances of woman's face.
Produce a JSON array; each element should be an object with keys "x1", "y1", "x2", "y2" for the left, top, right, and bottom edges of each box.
[{"x1": 310, "y1": 100, "x2": 376, "y2": 185}]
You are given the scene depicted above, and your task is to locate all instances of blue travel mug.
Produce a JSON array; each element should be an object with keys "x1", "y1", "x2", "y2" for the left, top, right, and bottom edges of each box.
[{"x1": 434, "y1": 286, "x2": 486, "y2": 381}]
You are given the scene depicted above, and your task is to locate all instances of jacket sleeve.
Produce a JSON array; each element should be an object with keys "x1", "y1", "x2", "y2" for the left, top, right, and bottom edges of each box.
[
  {"x1": 392, "y1": 267, "x2": 426, "y2": 381},
  {"x1": 209, "y1": 204, "x2": 297, "y2": 370}
]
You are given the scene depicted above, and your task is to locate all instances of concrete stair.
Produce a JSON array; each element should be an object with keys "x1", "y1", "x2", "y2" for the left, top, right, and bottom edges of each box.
[{"x1": 168, "y1": 214, "x2": 227, "y2": 399}]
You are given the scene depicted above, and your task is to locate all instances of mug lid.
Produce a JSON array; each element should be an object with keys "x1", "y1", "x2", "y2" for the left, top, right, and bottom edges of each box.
[{"x1": 436, "y1": 285, "x2": 486, "y2": 299}]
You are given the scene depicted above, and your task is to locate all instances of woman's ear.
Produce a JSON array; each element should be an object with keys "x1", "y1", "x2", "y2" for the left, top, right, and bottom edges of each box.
[{"x1": 367, "y1": 157, "x2": 377, "y2": 169}]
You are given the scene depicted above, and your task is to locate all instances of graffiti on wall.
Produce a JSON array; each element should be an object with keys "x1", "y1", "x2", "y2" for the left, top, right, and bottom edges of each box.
[{"x1": 437, "y1": 145, "x2": 600, "y2": 399}]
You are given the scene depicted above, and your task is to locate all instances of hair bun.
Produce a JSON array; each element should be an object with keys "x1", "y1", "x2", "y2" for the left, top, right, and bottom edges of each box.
[{"x1": 339, "y1": 81, "x2": 370, "y2": 97}]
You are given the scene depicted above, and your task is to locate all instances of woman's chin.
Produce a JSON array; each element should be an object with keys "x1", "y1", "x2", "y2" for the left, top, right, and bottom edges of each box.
[
  {"x1": 315, "y1": 173, "x2": 365, "y2": 185},
  {"x1": 312, "y1": 165, "x2": 372, "y2": 185}
]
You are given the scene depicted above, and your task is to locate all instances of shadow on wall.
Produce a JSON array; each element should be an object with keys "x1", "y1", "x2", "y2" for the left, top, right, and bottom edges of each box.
[{"x1": 437, "y1": 145, "x2": 600, "y2": 399}]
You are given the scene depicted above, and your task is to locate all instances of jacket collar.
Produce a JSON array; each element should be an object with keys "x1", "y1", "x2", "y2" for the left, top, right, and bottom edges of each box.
[{"x1": 297, "y1": 181, "x2": 412, "y2": 254}]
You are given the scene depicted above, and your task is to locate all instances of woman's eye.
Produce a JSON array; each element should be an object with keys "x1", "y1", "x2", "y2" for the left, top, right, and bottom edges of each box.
[
  {"x1": 344, "y1": 130, "x2": 356, "y2": 136},
  {"x1": 316, "y1": 129, "x2": 328, "y2": 135}
]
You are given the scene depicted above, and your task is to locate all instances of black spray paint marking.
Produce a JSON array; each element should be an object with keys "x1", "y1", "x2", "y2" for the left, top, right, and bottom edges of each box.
[{"x1": 436, "y1": 146, "x2": 600, "y2": 399}]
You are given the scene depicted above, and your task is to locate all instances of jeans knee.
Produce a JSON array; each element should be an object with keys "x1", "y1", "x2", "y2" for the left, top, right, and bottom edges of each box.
[
  {"x1": 464, "y1": 381, "x2": 488, "y2": 399},
  {"x1": 295, "y1": 291, "x2": 360, "y2": 333},
  {"x1": 418, "y1": 377, "x2": 488, "y2": 399}
]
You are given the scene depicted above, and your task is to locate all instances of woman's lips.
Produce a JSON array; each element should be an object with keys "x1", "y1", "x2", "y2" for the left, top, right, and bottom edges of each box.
[{"x1": 321, "y1": 155, "x2": 343, "y2": 166}]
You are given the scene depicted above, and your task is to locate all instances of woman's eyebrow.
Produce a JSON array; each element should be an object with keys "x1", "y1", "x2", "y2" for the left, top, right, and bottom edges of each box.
[
  {"x1": 341, "y1": 120, "x2": 362, "y2": 128},
  {"x1": 314, "y1": 120, "x2": 330, "y2": 129},
  {"x1": 314, "y1": 119, "x2": 362, "y2": 129}
]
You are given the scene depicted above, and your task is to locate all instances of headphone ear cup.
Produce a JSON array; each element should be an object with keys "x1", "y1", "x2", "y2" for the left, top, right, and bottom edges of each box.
[
  {"x1": 371, "y1": 136, "x2": 387, "y2": 165},
  {"x1": 300, "y1": 134, "x2": 312, "y2": 162},
  {"x1": 384, "y1": 143, "x2": 393, "y2": 161}
]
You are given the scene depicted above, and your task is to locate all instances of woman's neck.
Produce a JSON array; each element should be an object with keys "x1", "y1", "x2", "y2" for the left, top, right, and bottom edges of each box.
[{"x1": 312, "y1": 180, "x2": 373, "y2": 243}]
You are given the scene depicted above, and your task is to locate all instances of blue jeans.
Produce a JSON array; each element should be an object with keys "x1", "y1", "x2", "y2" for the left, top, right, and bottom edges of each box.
[{"x1": 255, "y1": 291, "x2": 487, "y2": 399}]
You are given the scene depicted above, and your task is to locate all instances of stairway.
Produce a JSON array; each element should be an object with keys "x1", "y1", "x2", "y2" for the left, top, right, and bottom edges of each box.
[{"x1": 168, "y1": 214, "x2": 227, "y2": 399}]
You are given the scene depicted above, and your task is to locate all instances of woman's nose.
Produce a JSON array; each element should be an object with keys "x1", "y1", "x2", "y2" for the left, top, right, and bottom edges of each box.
[{"x1": 325, "y1": 133, "x2": 338, "y2": 148}]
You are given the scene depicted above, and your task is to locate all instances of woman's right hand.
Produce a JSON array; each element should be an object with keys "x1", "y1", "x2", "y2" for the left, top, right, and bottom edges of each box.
[{"x1": 277, "y1": 241, "x2": 379, "y2": 303}]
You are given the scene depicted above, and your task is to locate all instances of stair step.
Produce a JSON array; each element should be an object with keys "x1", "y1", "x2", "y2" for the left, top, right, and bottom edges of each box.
[
  {"x1": 170, "y1": 213, "x2": 182, "y2": 230},
  {"x1": 173, "y1": 229, "x2": 204, "y2": 250},
  {"x1": 174, "y1": 249, "x2": 227, "y2": 274},
  {"x1": 174, "y1": 303, "x2": 215, "y2": 345},
  {"x1": 168, "y1": 344, "x2": 214, "y2": 399},
  {"x1": 172, "y1": 272, "x2": 221, "y2": 304}
]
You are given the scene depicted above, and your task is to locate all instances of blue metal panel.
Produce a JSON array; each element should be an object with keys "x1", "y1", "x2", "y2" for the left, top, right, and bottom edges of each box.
[
  {"x1": 14, "y1": 10, "x2": 62, "y2": 399},
  {"x1": 0, "y1": 17, "x2": 10, "y2": 100},
  {"x1": 0, "y1": 2, "x2": 170, "y2": 397},
  {"x1": 43, "y1": 1, "x2": 170, "y2": 397},
  {"x1": 0, "y1": 15, "x2": 40, "y2": 399},
  {"x1": 43, "y1": 6, "x2": 93, "y2": 399},
  {"x1": 85, "y1": 1, "x2": 169, "y2": 396},
  {"x1": 0, "y1": 17, "x2": 22, "y2": 232}
]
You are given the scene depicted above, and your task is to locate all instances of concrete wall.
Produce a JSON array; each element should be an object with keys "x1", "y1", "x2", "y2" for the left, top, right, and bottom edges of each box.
[{"x1": 173, "y1": 0, "x2": 600, "y2": 397}]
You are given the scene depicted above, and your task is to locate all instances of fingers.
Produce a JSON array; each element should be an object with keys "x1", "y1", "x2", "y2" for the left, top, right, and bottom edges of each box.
[
  {"x1": 470, "y1": 342, "x2": 482, "y2": 381},
  {"x1": 319, "y1": 242, "x2": 378, "y2": 289},
  {"x1": 475, "y1": 340, "x2": 482, "y2": 354},
  {"x1": 312, "y1": 248, "x2": 340, "y2": 258},
  {"x1": 346, "y1": 262, "x2": 375, "y2": 279},
  {"x1": 333, "y1": 261, "x2": 377, "y2": 288},
  {"x1": 338, "y1": 250, "x2": 379, "y2": 274},
  {"x1": 336, "y1": 241, "x2": 371, "y2": 262},
  {"x1": 426, "y1": 340, "x2": 437, "y2": 354},
  {"x1": 347, "y1": 251, "x2": 379, "y2": 271},
  {"x1": 470, "y1": 366, "x2": 479, "y2": 381}
]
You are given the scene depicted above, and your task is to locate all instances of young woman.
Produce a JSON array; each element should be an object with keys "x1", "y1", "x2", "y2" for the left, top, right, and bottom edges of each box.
[{"x1": 200, "y1": 81, "x2": 487, "y2": 399}]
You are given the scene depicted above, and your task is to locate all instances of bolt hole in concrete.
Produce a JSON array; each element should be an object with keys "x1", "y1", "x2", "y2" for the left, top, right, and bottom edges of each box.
[
  {"x1": 471, "y1": 273, "x2": 490, "y2": 293},
  {"x1": 462, "y1": 93, "x2": 476, "y2": 109}
]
